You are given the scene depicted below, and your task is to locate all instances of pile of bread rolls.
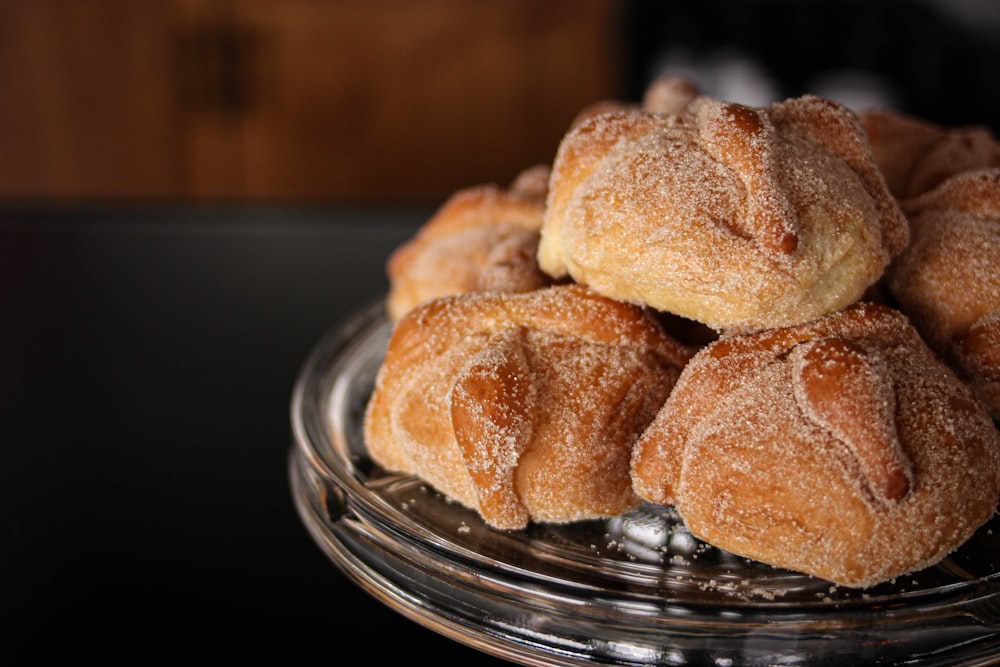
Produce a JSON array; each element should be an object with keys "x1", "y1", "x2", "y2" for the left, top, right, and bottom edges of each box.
[{"x1": 362, "y1": 76, "x2": 1000, "y2": 589}]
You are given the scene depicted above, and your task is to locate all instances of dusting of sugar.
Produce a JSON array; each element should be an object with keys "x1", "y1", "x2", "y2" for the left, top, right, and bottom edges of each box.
[
  {"x1": 364, "y1": 86, "x2": 1000, "y2": 590},
  {"x1": 885, "y1": 168, "x2": 1000, "y2": 418},
  {"x1": 365, "y1": 285, "x2": 688, "y2": 530},
  {"x1": 538, "y1": 97, "x2": 904, "y2": 330},
  {"x1": 632, "y1": 303, "x2": 1000, "y2": 587}
]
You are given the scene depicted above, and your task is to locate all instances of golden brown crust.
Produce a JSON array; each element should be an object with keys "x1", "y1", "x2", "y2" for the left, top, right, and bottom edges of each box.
[
  {"x1": 365, "y1": 284, "x2": 694, "y2": 530},
  {"x1": 885, "y1": 167, "x2": 1000, "y2": 418},
  {"x1": 860, "y1": 108, "x2": 1000, "y2": 199},
  {"x1": 537, "y1": 95, "x2": 909, "y2": 331},
  {"x1": 385, "y1": 172, "x2": 553, "y2": 322},
  {"x1": 630, "y1": 302, "x2": 1000, "y2": 588},
  {"x1": 791, "y1": 337, "x2": 912, "y2": 501}
]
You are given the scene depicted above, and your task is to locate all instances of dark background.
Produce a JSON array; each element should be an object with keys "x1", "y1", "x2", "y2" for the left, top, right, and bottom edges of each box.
[
  {"x1": 3, "y1": 1, "x2": 999, "y2": 662},
  {"x1": 2, "y1": 0, "x2": 998, "y2": 206},
  {"x1": 1, "y1": 208, "x2": 472, "y2": 660},
  {"x1": 625, "y1": 0, "x2": 1000, "y2": 133}
]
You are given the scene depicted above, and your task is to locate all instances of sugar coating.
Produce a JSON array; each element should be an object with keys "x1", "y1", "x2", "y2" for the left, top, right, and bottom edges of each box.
[
  {"x1": 630, "y1": 302, "x2": 1000, "y2": 588},
  {"x1": 364, "y1": 284, "x2": 693, "y2": 530},
  {"x1": 886, "y1": 168, "x2": 1000, "y2": 418},
  {"x1": 860, "y1": 108, "x2": 1000, "y2": 199},
  {"x1": 386, "y1": 174, "x2": 552, "y2": 322},
  {"x1": 365, "y1": 82, "x2": 1000, "y2": 589},
  {"x1": 537, "y1": 95, "x2": 909, "y2": 331}
]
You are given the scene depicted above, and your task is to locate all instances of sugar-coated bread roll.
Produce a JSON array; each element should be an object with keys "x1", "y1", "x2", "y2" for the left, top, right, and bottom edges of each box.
[
  {"x1": 537, "y1": 95, "x2": 910, "y2": 331},
  {"x1": 630, "y1": 302, "x2": 1000, "y2": 588},
  {"x1": 885, "y1": 168, "x2": 1000, "y2": 418},
  {"x1": 860, "y1": 108, "x2": 1000, "y2": 200},
  {"x1": 385, "y1": 165, "x2": 554, "y2": 322},
  {"x1": 364, "y1": 284, "x2": 693, "y2": 530}
]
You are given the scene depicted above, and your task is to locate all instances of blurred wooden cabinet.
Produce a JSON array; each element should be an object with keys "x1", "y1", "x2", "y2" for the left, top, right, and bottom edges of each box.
[{"x1": 0, "y1": 0, "x2": 624, "y2": 203}]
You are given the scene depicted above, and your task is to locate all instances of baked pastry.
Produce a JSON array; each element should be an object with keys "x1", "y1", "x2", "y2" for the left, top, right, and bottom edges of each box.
[
  {"x1": 507, "y1": 162, "x2": 552, "y2": 201},
  {"x1": 364, "y1": 284, "x2": 693, "y2": 530},
  {"x1": 860, "y1": 108, "x2": 1000, "y2": 200},
  {"x1": 385, "y1": 166, "x2": 553, "y2": 321},
  {"x1": 630, "y1": 302, "x2": 1000, "y2": 588},
  {"x1": 641, "y1": 74, "x2": 701, "y2": 114},
  {"x1": 885, "y1": 167, "x2": 1000, "y2": 418},
  {"x1": 537, "y1": 94, "x2": 910, "y2": 331}
]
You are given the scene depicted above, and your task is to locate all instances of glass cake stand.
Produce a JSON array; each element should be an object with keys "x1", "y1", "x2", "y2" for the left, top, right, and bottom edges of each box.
[{"x1": 289, "y1": 298, "x2": 1000, "y2": 667}]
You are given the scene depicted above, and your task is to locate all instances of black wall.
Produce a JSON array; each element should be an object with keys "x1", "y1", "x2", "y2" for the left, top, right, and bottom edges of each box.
[{"x1": 625, "y1": 0, "x2": 1000, "y2": 134}]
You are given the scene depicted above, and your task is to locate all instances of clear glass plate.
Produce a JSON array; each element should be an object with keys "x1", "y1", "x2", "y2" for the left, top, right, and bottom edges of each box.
[{"x1": 289, "y1": 299, "x2": 1000, "y2": 667}]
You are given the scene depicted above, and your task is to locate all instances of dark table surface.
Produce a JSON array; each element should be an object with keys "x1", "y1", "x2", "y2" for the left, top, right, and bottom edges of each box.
[{"x1": 0, "y1": 204, "x2": 514, "y2": 662}]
